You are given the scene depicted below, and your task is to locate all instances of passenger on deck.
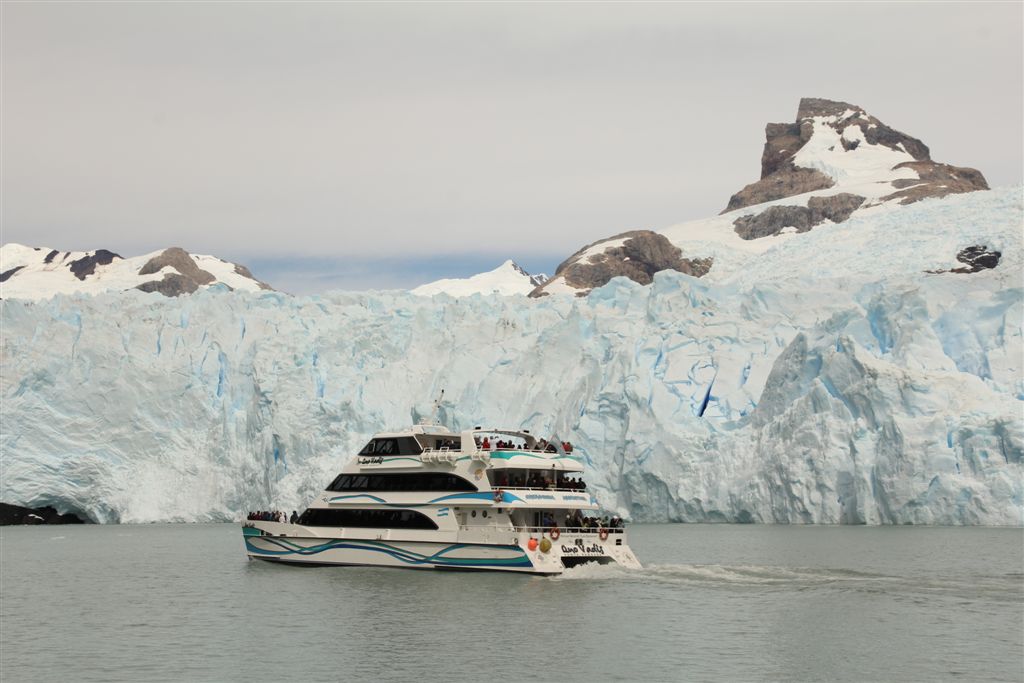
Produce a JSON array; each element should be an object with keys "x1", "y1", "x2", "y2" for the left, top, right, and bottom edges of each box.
[
  {"x1": 290, "y1": 510, "x2": 298, "y2": 524},
  {"x1": 481, "y1": 437, "x2": 490, "y2": 450}
]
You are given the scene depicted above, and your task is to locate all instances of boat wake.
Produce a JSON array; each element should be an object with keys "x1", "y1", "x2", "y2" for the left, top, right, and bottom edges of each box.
[{"x1": 553, "y1": 562, "x2": 1024, "y2": 600}]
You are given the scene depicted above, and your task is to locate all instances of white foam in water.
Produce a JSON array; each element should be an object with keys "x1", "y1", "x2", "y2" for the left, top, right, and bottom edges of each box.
[
  {"x1": 556, "y1": 562, "x2": 899, "y2": 588},
  {"x1": 555, "y1": 562, "x2": 1024, "y2": 604}
]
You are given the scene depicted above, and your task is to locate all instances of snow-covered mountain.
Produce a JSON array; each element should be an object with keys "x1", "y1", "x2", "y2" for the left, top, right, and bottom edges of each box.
[
  {"x1": 0, "y1": 244, "x2": 272, "y2": 299},
  {"x1": 1, "y1": 186, "x2": 1020, "y2": 525},
  {"x1": 534, "y1": 97, "x2": 990, "y2": 297},
  {"x1": 411, "y1": 259, "x2": 546, "y2": 297}
]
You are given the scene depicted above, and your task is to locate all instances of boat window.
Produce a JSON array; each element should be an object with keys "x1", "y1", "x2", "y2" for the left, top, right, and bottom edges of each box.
[
  {"x1": 326, "y1": 473, "x2": 476, "y2": 492},
  {"x1": 358, "y1": 437, "x2": 423, "y2": 456},
  {"x1": 297, "y1": 508, "x2": 438, "y2": 530}
]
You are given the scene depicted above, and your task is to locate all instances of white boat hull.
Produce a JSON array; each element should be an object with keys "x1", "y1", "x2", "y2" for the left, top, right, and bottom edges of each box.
[{"x1": 243, "y1": 524, "x2": 641, "y2": 574}]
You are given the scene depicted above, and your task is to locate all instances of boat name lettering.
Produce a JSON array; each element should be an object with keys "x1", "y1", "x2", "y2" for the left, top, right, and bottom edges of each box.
[
  {"x1": 561, "y1": 538, "x2": 605, "y2": 555},
  {"x1": 525, "y1": 494, "x2": 556, "y2": 500},
  {"x1": 358, "y1": 456, "x2": 384, "y2": 465},
  {"x1": 564, "y1": 495, "x2": 587, "y2": 501}
]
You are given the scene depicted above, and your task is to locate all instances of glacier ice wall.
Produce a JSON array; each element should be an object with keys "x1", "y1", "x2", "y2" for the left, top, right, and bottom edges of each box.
[{"x1": 2, "y1": 190, "x2": 1022, "y2": 524}]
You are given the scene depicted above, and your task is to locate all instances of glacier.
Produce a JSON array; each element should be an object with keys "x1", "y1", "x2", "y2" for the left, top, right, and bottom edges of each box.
[{"x1": 1, "y1": 188, "x2": 1022, "y2": 524}]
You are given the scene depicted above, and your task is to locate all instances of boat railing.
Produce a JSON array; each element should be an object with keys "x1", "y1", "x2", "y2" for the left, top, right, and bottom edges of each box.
[
  {"x1": 493, "y1": 486, "x2": 591, "y2": 493},
  {"x1": 418, "y1": 447, "x2": 575, "y2": 456},
  {"x1": 458, "y1": 524, "x2": 624, "y2": 535},
  {"x1": 515, "y1": 525, "x2": 625, "y2": 535}
]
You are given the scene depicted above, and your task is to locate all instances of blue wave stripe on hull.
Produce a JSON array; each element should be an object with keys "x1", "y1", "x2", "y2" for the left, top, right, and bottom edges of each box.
[{"x1": 244, "y1": 536, "x2": 534, "y2": 568}]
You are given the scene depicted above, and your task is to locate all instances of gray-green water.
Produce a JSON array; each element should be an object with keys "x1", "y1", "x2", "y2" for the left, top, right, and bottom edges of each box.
[{"x1": 1, "y1": 524, "x2": 1021, "y2": 682}]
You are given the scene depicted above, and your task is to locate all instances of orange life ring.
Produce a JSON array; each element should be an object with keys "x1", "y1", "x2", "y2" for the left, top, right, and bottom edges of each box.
[
  {"x1": 599, "y1": 527, "x2": 609, "y2": 541},
  {"x1": 549, "y1": 527, "x2": 560, "y2": 541}
]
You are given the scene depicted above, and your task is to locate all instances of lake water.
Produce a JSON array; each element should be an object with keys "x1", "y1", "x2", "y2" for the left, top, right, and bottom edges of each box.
[{"x1": 1, "y1": 524, "x2": 1021, "y2": 682}]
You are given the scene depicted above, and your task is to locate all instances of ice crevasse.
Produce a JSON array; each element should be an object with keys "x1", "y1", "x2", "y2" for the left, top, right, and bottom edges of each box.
[{"x1": 1, "y1": 189, "x2": 1022, "y2": 524}]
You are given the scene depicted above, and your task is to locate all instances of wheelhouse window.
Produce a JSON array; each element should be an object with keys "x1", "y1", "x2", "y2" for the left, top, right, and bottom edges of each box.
[
  {"x1": 297, "y1": 508, "x2": 438, "y2": 530},
  {"x1": 327, "y1": 472, "x2": 476, "y2": 492},
  {"x1": 427, "y1": 438, "x2": 461, "y2": 450},
  {"x1": 358, "y1": 437, "x2": 423, "y2": 456}
]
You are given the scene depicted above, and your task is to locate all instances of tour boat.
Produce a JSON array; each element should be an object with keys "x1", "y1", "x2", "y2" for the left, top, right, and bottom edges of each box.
[{"x1": 242, "y1": 422, "x2": 642, "y2": 574}]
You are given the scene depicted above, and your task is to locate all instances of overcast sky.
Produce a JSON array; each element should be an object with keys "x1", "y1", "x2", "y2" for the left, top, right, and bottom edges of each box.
[{"x1": 3, "y1": 2, "x2": 1021, "y2": 293}]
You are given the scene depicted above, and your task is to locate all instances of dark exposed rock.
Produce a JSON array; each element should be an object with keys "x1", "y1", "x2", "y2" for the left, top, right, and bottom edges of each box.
[
  {"x1": 957, "y1": 245, "x2": 1001, "y2": 271},
  {"x1": 807, "y1": 194, "x2": 866, "y2": 223},
  {"x1": 734, "y1": 206, "x2": 813, "y2": 239},
  {"x1": 760, "y1": 122, "x2": 804, "y2": 177},
  {"x1": 796, "y1": 97, "x2": 860, "y2": 119},
  {"x1": 926, "y1": 245, "x2": 1002, "y2": 275},
  {"x1": 135, "y1": 247, "x2": 223, "y2": 296},
  {"x1": 139, "y1": 247, "x2": 216, "y2": 284},
  {"x1": 862, "y1": 123, "x2": 929, "y2": 161},
  {"x1": 725, "y1": 167, "x2": 835, "y2": 213},
  {"x1": 0, "y1": 265, "x2": 25, "y2": 282},
  {"x1": 136, "y1": 273, "x2": 203, "y2": 297},
  {"x1": 953, "y1": 245, "x2": 1002, "y2": 273},
  {"x1": 0, "y1": 502, "x2": 89, "y2": 525},
  {"x1": 233, "y1": 263, "x2": 273, "y2": 291},
  {"x1": 44, "y1": 249, "x2": 59, "y2": 264},
  {"x1": 733, "y1": 193, "x2": 866, "y2": 240},
  {"x1": 881, "y1": 161, "x2": 989, "y2": 205},
  {"x1": 530, "y1": 231, "x2": 712, "y2": 297},
  {"x1": 68, "y1": 249, "x2": 121, "y2": 280}
]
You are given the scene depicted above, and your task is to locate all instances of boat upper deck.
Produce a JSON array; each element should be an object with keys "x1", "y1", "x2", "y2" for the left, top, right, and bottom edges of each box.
[{"x1": 354, "y1": 424, "x2": 584, "y2": 472}]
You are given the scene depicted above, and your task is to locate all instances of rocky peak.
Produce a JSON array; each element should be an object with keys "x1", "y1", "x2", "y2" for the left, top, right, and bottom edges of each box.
[
  {"x1": 0, "y1": 243, "x2": 274, "y2": 300},
  {"x1": 529, "y1": 230, "x2": 712, "y2": 298},
  {"x1": 505, "y1": 260, "x2": 547, "y2": 288},
  {"x1": 511, "y1": 97, "x2": 995, "y2": 298},
  {"x1": 725, "y1": 97, "x2": 984, "y2": 215}
]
